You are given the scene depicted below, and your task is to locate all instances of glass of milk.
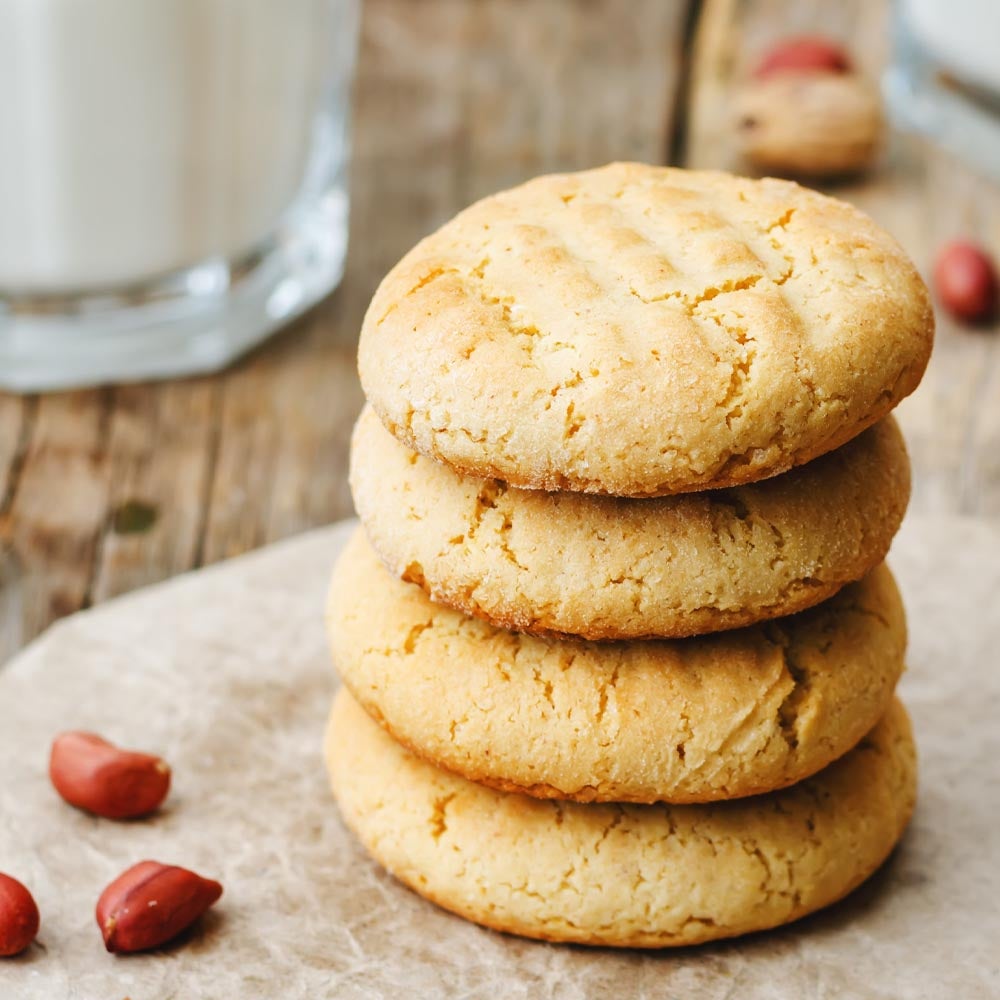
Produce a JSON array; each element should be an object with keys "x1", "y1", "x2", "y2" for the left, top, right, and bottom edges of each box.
[
  {"x1": 886, "y1": 0, "x2": 1000, "y2": 181},
  {"x1": 0, "y1": 0, "x2": 359, "y2": 391}
]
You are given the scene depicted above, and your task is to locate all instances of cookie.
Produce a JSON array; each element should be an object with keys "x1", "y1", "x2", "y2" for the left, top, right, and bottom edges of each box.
[
  {"x1": 351, "y1": 405, "x2": 909, "y2": 639},
  {"x1": 358, "y1": 162, "x2": 933, "y2": 497},
  {"x1": 327, "y1": 690, "x2": 916, "y2": 948},
  {"x1": 327, "y1": 529, "x2": 906, "y2": 803}
]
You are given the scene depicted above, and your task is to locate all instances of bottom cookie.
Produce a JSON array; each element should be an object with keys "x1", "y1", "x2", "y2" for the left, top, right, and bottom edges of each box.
[{"x1": 326, "y1": 690, "x2": 916, "y2": 949}]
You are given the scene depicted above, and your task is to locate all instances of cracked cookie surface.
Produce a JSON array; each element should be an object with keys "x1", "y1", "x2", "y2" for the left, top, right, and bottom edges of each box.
[
  {"x1": 352, "y1": 406, "x2": 909, "y2": 639},
  {"x1": 328, "y1": 529, "x2": 906, "y2": 803},
  {"x1": 358, "y1": 162, "x2": 933, "y2": 496},
  {"x1": 327, "y1": 691, "x2": 916, "y2": 948}
]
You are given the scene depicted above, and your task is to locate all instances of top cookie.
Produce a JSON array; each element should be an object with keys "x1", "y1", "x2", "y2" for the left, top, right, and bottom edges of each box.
[{"x1": 359, "y1": 163, "x2": 933, "y2": 496}]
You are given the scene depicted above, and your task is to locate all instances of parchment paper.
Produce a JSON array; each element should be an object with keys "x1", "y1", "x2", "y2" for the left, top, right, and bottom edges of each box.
[{"x1": 0, "y1": 516, "x2": 997, "y2": 999}]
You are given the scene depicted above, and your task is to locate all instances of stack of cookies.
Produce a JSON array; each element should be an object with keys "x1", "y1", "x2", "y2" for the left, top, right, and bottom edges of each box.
[{"x1": 326, "y1": 163, "x2": 934, "y2": 947}]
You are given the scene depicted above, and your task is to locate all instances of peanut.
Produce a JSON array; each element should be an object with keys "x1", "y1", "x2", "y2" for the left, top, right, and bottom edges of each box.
[
  {"x1": 754, "y1": 36, "x2": 851, "y2": 78},
  {"x1": 934, "y1": 241, "x2": 998, "y2": 324},
  {"x1": 49, "y1": 731, "x2": 171, "y2": 819},
  {"x1": 96, "y1": 861, "x2": 223, "y2": 953},
  {"x1": 0, "y1": 873, "x2": 40, "y2": 957}
]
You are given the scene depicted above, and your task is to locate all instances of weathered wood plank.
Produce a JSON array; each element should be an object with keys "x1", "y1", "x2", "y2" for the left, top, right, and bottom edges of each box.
[
  {"x1": 89, "y1": 381, "x2": 220, "y2": 603},
  {"x1": 204, "y1": 321, "x2": 362, "y2": 562},
  {"x1": 0, "y1": 395, "x2": 32, "y2": 661},
  {"x1": 0, "y1": 391, "x2": 111, "y2": 658},
  {"x1": 685, "y1": 0, "x2": 1000, "y2": 516},
  {"x1": 0, "y1": 395, "x2": 28, "y2": 506},
  {"x1": 454, "y1": 0, "x2": 691, "y2": 202},
  {"x1": 198, "y1": 315, "x2": 364, "y2": 564}
]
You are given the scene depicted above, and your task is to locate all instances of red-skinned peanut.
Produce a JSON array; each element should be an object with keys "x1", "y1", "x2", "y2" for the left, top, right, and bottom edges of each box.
[
  {"x1": 49, "y1": 731, "x2": 171, "y2": 820},
  {"x1": 0, "y1": 873, "x2": 40, "y2": 957},
  {"x1": 755, "y1": 36, "x2": 851, "y2": 78},
  {"x1": 934, "y1": 241, "x2": 998, "y2": 324},
  {"x1": 96, "y1": 861, "x2": 223, "y2": 954}
]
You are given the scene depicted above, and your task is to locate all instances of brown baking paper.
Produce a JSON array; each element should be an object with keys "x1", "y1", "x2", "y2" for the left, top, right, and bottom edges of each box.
[{"x1": 1, "y1": 516, "x2": 998, "y2": 999}]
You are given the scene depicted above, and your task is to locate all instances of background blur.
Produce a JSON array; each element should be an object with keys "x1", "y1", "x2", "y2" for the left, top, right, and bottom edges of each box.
[{"x1": 1, "y1": 0, "x2": 998, "y2": 661}]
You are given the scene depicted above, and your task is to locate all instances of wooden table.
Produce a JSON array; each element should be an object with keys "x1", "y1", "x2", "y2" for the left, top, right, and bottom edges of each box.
[{"x1": 1, "y1": 0, "x2": 998, "y2": 661}]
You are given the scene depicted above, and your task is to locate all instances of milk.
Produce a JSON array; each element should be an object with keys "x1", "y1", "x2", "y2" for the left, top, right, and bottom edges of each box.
[
  {"x1": 0, "y1": 0, "x2": 341, "y2": 292},
  {"x1": 902, "y1": 0, "x2": 1000, "y2": 98}
]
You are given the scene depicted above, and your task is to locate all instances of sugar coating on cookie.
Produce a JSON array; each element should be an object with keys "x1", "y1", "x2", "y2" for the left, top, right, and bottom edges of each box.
[
  {"x1": 352, "y1": 405, "x2": 910, "y2": 639},
  {"x1": 358, "y1": 163, "x2": 933, "y2": 497},
  {"x1": 327, "y1": 690, "x2": 916, "y2": 948},
  {"x1": 328, "y1": 528, "x2": 907, "y2": 804}
]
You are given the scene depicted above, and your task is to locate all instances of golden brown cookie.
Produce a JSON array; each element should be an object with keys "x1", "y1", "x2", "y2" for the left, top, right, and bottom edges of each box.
[
  {"x1": 358, "y1": 163, "x2": 933, "y2": 496},
  {"x1": 327, "y1": 690, "x2": 917, "y2": 948},
  {"x1": 328, "y1": 529, "x2": 906, "y2": 804},
  {"x1": 351, "y1": 405, "x2": 910, "y2": 639}
]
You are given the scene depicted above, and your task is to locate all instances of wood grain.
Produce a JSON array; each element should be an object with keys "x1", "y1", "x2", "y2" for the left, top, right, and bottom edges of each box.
[{"x1": 1, "y1": 391, "x2": 112, "y2": 657}]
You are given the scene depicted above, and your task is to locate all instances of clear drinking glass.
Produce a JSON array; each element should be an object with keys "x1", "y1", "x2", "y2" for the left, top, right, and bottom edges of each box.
[
  {"x1": 885, "y1": 0, "x2": 1000, "y2": 183},
  {"x1": 0, "y1": 0, "x2": 360, "y2": 392}
]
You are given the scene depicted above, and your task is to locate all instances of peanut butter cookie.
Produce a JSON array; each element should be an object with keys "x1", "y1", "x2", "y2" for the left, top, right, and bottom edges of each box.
[
  {"x1": 358, "y1": 163, "x2": 933, "y2": 496},
  {"x1": 352, "y1": 406, "x2": 909, "y2": 639},
  {"x1": 328, "y1": 529, "x2": 906, "y2": 804},
  {"x1": 327, "y1": 691, "x2": 916, "y2": 948}
]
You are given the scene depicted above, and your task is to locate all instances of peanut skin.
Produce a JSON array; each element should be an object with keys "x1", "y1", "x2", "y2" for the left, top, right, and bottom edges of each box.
[
  {"x1": 49, "y1": 731, "x2": 171, "y2": 819},
  {"x1": 754, "y1": 36, "x2": 851, "y2": 78},
  {"x1": 96, "y1": 861, "x2": 223, "y2": 953},
  {"x1": 934, "y1": 241, "x2": 998, "y2": 324},
  {"x1": 0, "y1": 873, "x2": 40, "y2": 957}
]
